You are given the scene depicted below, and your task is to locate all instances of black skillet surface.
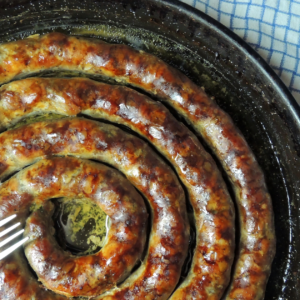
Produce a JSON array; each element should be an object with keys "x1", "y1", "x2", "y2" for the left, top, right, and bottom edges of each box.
[{"x1": 0, "y1": 0, "x2": 299, "y2": 299}]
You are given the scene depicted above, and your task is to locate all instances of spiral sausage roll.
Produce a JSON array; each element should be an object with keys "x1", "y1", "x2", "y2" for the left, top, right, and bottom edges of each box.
[{"x1": 0, "y1": 32, "x2": 275, "y2": 300}]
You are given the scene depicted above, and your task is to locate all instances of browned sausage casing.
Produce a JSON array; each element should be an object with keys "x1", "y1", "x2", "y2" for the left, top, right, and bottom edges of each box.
[
  {"x1": 0, "y1": 77, "x2": 235, "y2": 300},
  {"x1": 0, "y1": 32, "x2": 276, "y2": 300},
  {"x1": 0, "y1": 118, "x2": 189, "y2": 300}
]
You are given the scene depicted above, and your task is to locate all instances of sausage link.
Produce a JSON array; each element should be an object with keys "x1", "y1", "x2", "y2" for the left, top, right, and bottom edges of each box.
[
  {"x1": 0, "y1": 118, "x2": 189, "y2": 300},
  {"x1": 0, "y1": 77, "x2": 235, "y2": 299},
  {"x1": 0, "y1": 32, "x2": 275, "y2": 299}
]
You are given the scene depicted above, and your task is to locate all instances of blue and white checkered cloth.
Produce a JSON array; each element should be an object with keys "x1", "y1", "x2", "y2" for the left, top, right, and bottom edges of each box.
[{"x1": 180, "y1": 0, "x2": 300, "y2": 104}]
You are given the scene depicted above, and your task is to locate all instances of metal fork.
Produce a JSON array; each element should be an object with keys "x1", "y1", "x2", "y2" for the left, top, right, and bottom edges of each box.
[{"x1": 0, "y1": 215, "x2": 29, "y2": 260}]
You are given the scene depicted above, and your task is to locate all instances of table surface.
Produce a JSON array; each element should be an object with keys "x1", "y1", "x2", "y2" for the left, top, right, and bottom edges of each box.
[{"x1": 180, "y1": 0, "x2": 300, "y2": 105}]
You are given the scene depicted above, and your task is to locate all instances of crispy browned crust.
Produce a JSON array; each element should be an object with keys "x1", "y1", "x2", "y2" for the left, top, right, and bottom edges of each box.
[
  {"x1": 0, "y1": 32, "x2": 276, "y2": 300},
  {"x1": 0, "y1": 77, "x2": 235, "y2": 300},
  {"x1": 0, "y1": 118, "x2": 189, "y2": 300},
  {"x1": 17, "y1": 157, "x2": 147, "y2": 297}
]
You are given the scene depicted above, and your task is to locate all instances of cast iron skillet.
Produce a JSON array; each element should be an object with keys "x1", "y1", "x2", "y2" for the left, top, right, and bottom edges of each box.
[{"x1": 0, "y1": 0, "x2": 299, "y2": 299}]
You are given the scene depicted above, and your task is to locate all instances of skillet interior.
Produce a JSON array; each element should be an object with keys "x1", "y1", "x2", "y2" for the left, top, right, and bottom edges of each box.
[{"x1": 0, "y1": 0, "x2": 299, "y2": 299}]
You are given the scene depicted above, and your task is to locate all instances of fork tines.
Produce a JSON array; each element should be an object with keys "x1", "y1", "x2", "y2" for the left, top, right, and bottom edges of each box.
[{"x1": 0, "y1": 215, "x2": 29, "y2": 260}]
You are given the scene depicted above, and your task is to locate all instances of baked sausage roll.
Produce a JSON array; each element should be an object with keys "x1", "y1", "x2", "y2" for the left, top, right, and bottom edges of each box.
[{"x1": 0, "y1": 32, "x2": 275, "y2": 300}]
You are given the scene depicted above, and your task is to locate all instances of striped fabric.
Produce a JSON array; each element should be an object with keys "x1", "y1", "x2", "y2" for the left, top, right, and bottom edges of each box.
[{"x1": 180, "y1": 0, "x2": 300, "y2": 104}]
